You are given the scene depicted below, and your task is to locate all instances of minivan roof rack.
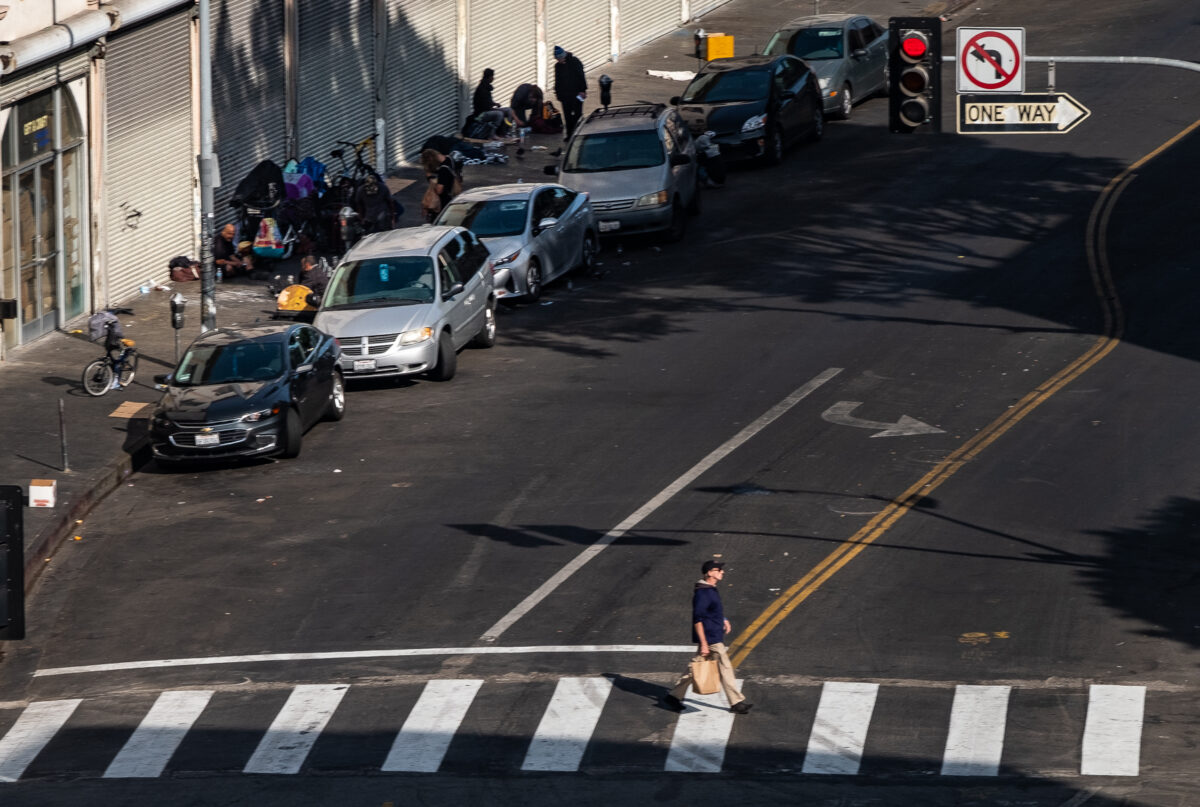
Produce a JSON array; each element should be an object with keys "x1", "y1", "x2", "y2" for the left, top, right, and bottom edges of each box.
[{"x1": 584, "y1": 103, "x2": 666, "y2": 122}]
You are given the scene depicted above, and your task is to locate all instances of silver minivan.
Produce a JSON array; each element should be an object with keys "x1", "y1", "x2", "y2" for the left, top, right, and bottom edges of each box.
[
  {"x1": 312, "y1": 225, "x2": 496, "y2": 382},
  {"x1": 546, "y1": 104, "x2": 700, "y2": 242}
]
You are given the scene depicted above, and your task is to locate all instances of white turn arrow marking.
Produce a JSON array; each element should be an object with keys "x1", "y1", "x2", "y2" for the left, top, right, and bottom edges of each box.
[{"x1": 822, "y1": 402, "x2": 946, "y2": 438}]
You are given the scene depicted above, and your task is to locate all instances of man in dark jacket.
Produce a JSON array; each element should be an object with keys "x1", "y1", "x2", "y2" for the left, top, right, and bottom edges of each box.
[
  {"x1": 552, "y1": 45, "x2": 587, "y2": 139},
  {"x1": 663, "y1": 560, "x2": 753, "y2": 713}
]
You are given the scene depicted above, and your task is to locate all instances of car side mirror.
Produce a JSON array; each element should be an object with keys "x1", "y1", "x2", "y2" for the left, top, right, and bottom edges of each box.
[
  {"x1": 153, "y1": 373, "x2": 171, "y2": 391},
  {"x1": 852, "y1": 48, "x2": 868, "y2": 59},
  {"x1": 535, "y1": 217, "x2": 559, "y2": 235},
  {"x1": 669, "y1": 95, "x2": 681, "y2": 105},
  {"x1": 296, "y1": 364, "x2": 313, "y2": 374},
  {"x1": 443, "y1": 281, "x2": 465, "y2": 300},
  {"x1": 669, "y1": 152, "x2": 692, "y2": 167},
  {"x1": 780, "y1": 89, "x2": 796, "y2": 100},
  {"x1": 542, "y1": 164, "x2": 558, "y2": 176}
]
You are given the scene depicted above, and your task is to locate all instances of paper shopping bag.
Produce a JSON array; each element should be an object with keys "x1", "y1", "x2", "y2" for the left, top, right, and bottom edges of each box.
[{"x1": 690, "y1": 655, "x2": 720, "y2": 695}]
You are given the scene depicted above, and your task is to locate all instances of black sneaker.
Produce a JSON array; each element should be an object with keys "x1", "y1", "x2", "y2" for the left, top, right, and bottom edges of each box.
[
  {"x1": 661, "y1": 694, "x2": 685, "y2": 712},
  {"x1": 731, "y1": 702, "x2": 753, "y2": 714}
]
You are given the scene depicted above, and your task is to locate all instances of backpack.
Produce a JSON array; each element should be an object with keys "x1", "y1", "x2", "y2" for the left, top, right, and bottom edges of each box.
[
  {"x1": 252, "y1": 217, "x2": 285, "y2": 258},
  {"x1": 88, "y1": 311, "x2": 121, "y2": 343}
]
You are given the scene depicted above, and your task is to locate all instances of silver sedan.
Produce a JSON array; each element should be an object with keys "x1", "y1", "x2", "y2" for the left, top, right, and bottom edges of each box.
[
  {"x1": 436, "y1": 183, "x2": 598, "y2": 304},
  {"x1": 764, "y1": 14, "x2": 889, "y2": 120}
]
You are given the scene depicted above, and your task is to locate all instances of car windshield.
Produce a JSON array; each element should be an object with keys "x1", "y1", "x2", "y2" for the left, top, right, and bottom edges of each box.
[
  {"x1": 439, "y1": 199, "x2": 528, "y2": 237},
  {"x1": 767, "y1": 27, "x2": 844, "y2": 60},
  {"x1": 680, "y1": 68, "x2": 771, "y2": 103},
  {"x1": 563, "y1": 130, "x2": 664, "y2": 172},
  {"x1": 174, "y1": 341, "x2": 285, "y2": 386},
  {"x1": 323, "y1": 257, "x2": 435, "y2": 308}
]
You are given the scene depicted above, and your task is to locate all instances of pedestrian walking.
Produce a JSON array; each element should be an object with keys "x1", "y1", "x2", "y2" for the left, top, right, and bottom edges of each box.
[
  {"x1": 552, "y1": 45, "x2": 587, "y2": 139},
  {"x1": 663, "y1": 560, "x2": 753, "y2": 714}
]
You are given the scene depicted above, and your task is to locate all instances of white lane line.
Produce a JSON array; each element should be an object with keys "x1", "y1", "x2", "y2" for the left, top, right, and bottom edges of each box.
[
  {"x1": 802, "y1": 681, "x2": 879, "y2": 775},
  {"x1": 480, "y1": 368, "x2": 843, "y2": 642},
  {"x1": 941, "y1": 684, "x2": 1011, "y2": 776},
  {"x1": 34, "y1": 644, "x2": 697, "y2": 677},
  {"x1": 664, "y1": 679, "x2": 743, "y2": 772},
  {"x1": 1080, "y1": 684, "x2": 1145, "y2": 776},
  {"x1": 243, "y1": 684, "x2": 348, "y2": 775},
  {"x1": 0, "y1": 700, "x2": 82, "y2": 783},
  {"x1": 103, "y1": 690, "x2": 213, "y2": 778},
  {"x1": 521, "y1": 677, "x2": 613, "y2": 771},
  {"x1": 381, "y1": 679, "x2": 482, "y2": 772}
]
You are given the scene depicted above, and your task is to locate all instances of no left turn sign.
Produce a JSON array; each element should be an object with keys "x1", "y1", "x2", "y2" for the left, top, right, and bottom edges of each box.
[{"x1": 957, "y1": 27, "x2": 1025, "y2": 93}]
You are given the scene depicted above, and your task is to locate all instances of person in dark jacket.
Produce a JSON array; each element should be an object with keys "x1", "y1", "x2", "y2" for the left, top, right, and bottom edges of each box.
[
  {"x1": 470, "y1": 68, "x2": 522, "y2": 138},
  {"x1": 509, "y1": 83, "x2": 544, "y2": 128},
  {"x1": 552, "y1": 45, "x2": 587, "y2": 139},
  {"x1": 662, "y1": 560, "x2": 753, "y2": 714}
]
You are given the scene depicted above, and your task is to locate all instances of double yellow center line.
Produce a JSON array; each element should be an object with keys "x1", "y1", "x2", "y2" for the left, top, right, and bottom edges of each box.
[{"x1": 730, "y1": 118, "x2": 1200, "y2": 669}]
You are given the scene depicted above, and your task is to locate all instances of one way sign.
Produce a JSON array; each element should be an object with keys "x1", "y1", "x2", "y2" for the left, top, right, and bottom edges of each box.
[{"x1": 956, "y1": 93, "x2": 1091, "y2": 134}]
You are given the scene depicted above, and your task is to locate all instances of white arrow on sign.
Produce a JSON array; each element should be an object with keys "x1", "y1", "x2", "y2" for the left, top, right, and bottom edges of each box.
[{"x1": 822, "y1": 402, "x2": 946, "y2": 438}]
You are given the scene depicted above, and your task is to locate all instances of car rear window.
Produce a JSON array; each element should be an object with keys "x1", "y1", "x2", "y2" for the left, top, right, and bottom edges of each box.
[
  {"x1": 324, "y1": 257, "x2": 436, "y2": 308},
  {"x1": 564, "y1": 130, "x2": 664, "y2": 172},
  {"x1": 680, "y1": 68, "x2": 771, "y2": 103},
  {"x1": 767, "y1": 27, "x2": 844, "y2": 60},
  {"x1": 439, "y1": 199, "x2": 528, "y2": 237}
]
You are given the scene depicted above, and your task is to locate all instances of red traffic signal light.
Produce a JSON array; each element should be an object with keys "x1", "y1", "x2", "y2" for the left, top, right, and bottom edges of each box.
[
  {"x1": 888, "y1": 17, "x2": 942, "y2": 133},
  {"x1": 900, "y1": 32, "x2": 929, "y2": 61}
]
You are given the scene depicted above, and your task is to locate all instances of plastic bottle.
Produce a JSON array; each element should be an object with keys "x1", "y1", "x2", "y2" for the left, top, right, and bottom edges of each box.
[{"x1": 216, "y1": 267, "x2": 223, "y2": 283}]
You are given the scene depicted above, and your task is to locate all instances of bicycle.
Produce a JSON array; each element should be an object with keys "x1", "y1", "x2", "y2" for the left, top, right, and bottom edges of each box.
[{"x1": 81, "y1": 307, "x2": 139, "y2": 397}]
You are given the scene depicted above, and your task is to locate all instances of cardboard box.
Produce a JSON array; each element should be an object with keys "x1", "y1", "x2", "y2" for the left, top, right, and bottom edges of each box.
[{"x1": 29, "y1": 479, "x2": 56, "y2": 508}]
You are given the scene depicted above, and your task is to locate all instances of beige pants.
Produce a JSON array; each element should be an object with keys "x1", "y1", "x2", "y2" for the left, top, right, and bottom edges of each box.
[{"x1": 669, "y1": 642, "x2": 745, "y2": 706}]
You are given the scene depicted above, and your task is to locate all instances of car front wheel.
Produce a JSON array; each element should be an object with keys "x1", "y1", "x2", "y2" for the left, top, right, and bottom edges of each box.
[
  {"x1": 835, "y1": 83, "x2": 852, "y2": 120},
  {"x1": 280, "y1": 408, "x2": 303, "y2": 458},
  {"x1": 808, "y1": 98, "x2": 824, "y2": 142},
  {"x1": 472, "y1": 300, "x2": 497, "y2": 348},
  {"x1": 324, "y1": 370, "x2": 346, "y2": 421},
  {"x1": 525, "y1": 260, "x2": 543, "y2": 303},
  {"x1": 578, "y1": 233, "x2": 598, "y2": 273},
  {"x1": 765, "y1": 124, "x2": 784, "y2": 165},
  {"x1": 426, "y1": 331, "x2": 457, "y2": 381},
  {"x1": 664, "y1": 198, "x2": 688, "y2": 242}
]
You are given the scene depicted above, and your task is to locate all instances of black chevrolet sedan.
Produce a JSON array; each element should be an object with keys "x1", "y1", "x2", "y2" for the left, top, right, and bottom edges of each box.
[
  {"x1": 150, "y1": 322, "x2": 344, "y2": 463},
  {"x1": 672, "y1": 54, "x2": 823, "y2": 164}
]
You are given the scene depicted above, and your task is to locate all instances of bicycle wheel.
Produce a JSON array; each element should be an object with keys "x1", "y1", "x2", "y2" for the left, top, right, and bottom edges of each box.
[
  {"x1": 118, "y1": 350, "x2": 139, "y2": 388},
  {"x1": 82, "y1": 359, "x2": 114, "y2": 396}
]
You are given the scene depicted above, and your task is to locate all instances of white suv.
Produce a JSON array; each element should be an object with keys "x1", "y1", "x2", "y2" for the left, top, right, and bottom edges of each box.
[{"x1": 313, "y1": 225, "x2": 496, "y2": 382}]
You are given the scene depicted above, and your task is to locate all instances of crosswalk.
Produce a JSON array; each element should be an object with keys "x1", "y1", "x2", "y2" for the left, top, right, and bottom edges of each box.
[{"x1": 0, "y1": 678, "x2": 1149, "y2": 782}]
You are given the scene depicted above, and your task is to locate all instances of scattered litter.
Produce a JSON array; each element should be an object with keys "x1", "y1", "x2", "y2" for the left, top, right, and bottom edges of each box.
[
  {"x1": 540, "y1": 300, "x2": 555, "y2": 306},
  {"x1": 622, "y1": 261, "x2": 631, "y2": 266},
  {"x1": 768, "y1": 587, "x2": 780, "y2": 592},
  {"x1": 334, "y1": 469, "x2": 342, "y2": 473},
  {"x1": 647, "y1": 69, "x2": 696, "y2": 81},
  {"x1": 530, "y1": 145, "x2": 548, "y2": 151},
  {"x1": 74, "y1": 536, "x2": 82, "y2": 541}
]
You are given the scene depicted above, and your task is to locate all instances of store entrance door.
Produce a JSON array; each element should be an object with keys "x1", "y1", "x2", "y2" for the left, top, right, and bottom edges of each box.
[{"x1": 15, "y1": 159, "x2": 58, "y2": 340}]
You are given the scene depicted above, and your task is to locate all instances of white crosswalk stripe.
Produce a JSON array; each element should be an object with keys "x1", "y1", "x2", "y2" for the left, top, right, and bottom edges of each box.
[
  {"x1": 522, "y1": 677, "x2": 613, "y2": 771},
  {"x1": 802, "y1": 681, "x2": 879, "y2": 775},
  {"x1": 1081, "y1": 684, "x2": 1145, "y2": 776},
  {"x1": 663, "y1": 679, "x2": 743, "y2": 773},
  {"x1": 941, "y1": 685, "x2": 1011, "y2": 776},
  {"x1": 0, "y1": 679, "x2": 1155, "y2": 780},
  {"x1": 381, "y1": 679, "x2": 482, "y2": 772},
  {"x1": 243, "y1": 684, "x2": 348, "y2": 774},
  {"x1": 103, "y1": 690, "x2": 213, "y2": 778},
  {"x1": 0, "y1": 699, "x2": 81, "y2": 783}
]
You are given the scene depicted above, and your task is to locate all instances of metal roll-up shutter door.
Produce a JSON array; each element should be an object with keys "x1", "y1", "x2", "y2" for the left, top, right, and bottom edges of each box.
[
  {"x1": 546, "y1": 0, "x2": 612, "y2": 72},
  {"x1": 384, "y1": 0, "x2": 460, "y2": 163},
  {"x1": 298, "y1": 0, "x2": 375, "y2": 165},
  {"x1": 0, "y1": 49, "x2": 91, "y2": 108},
  {"x1": 211, "y1": 0, "x2": 287, "y2": 225},
  {"x1": 688, "y1": 0, "x2": 732, "y2": 20},
  {"x1": 619, "y1": 0, "x2": 680, "y2": 54},
  {"x1": 467, "y1": 0, "x2": 537, "y2": 114},
  {"x1": 104, "y1": 11, "x2": 194, "y2": 302}
]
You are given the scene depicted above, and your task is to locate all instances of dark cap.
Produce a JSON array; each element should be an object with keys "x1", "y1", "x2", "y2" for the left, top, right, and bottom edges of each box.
[{"x1": 701, "y1": 560, "x2": 725, "y2": 574}]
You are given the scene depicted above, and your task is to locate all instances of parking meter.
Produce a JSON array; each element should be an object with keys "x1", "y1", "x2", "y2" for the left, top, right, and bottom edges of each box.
[
  {"x1": 170, "y1": 293, "x2": 187, "y2": 330},
  {"x1": 598, "y1": 75, "x2": 613, "y2": 110}
]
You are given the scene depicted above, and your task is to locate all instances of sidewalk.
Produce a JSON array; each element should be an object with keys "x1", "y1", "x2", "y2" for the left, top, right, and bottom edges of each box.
[{"x1": 1, "y1": 0, "x2": 951, "y2": 598}]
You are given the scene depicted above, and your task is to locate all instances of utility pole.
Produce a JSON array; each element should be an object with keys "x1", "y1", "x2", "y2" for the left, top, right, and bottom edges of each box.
[{"x1": 197, "y1": 0, "x2": 217, "y2": 330}]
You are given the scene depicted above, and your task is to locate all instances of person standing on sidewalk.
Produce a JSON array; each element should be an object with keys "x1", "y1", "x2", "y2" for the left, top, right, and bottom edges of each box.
[
  {"x1": 552, "y1": 45, "x2": 587, "y2": 139},
  {"x1": 663, "y1": 560, "x2": 753, "y2": 714}
]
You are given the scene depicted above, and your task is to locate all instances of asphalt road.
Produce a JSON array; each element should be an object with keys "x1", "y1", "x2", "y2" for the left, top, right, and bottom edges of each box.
[{"x1": 3, "y1": 0, "x2": 1200, "y2": 804}]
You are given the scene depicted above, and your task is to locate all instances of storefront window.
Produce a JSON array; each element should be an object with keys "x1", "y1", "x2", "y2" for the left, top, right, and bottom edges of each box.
[
  {"x1": 16, "y1": 92, "x2": 55, "y2": 164},
  {"x1": 62, "y1": 147, "x2": 85, "y2": 319}
]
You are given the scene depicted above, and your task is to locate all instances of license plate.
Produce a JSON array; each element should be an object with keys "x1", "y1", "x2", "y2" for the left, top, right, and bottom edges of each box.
[
  {"x1": 195, "y1": 433, "x2": 220, "y2": 447},
  {"x1": 598, "y1": 220, "x2": 620, "y2": 233},
  {"x1": 353, "y1": 359, "x2": 377, "y2": 372}
]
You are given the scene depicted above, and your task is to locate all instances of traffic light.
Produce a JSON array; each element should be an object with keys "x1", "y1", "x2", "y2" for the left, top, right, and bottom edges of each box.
[
  {"x1": 889, "y1": 17, "x2": 942, "y2": 133},
  {"x1": 0, "y1": 485, "x2": 24, "y2": 640}
]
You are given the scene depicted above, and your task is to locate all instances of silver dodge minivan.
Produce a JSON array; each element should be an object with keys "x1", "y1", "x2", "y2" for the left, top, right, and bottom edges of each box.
[
  {"x1": 548, "y1": 104, "x2": 700, "y2": 242},
  {"x1": 313, "y1": 226, "x2": 496, "y2": 383}
]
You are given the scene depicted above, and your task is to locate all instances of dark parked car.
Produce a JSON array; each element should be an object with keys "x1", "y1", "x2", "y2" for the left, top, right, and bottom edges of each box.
[
  {"x1": 150, "y1": 322, "x2": 344, "y2": 463},
  {"x1": 763, "y1": 14, "x2": 889, "y2": 120},
  {"x1": 671, "y1": 54, "x2": 823, "y2": 164}
]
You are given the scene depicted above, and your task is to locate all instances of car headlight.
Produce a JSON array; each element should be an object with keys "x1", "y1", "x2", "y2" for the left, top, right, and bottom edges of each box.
[
  {"x1": 241, "y1": 406, "x2": 281, "y2": 423},
  {"x1": 492, "y1": 249, "x2": 522, "y2": 267},
  {"x1": 741, "y1": 113, "x2": 767, "y2": 134},
  {"x1": 399, "y1": 326, "x2": 434, "y2": 345},
  {"x1": 818, "y1": 77, "x2": 830, "y2": 90},
  {"x1": 636, "y1": 190, "x2": 669, "y2": 207}
]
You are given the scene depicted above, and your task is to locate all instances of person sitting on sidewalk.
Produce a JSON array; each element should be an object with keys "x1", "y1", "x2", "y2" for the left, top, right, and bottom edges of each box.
[{"x1": 467, "y1": 68, "x2": 523, "y2": 140}]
